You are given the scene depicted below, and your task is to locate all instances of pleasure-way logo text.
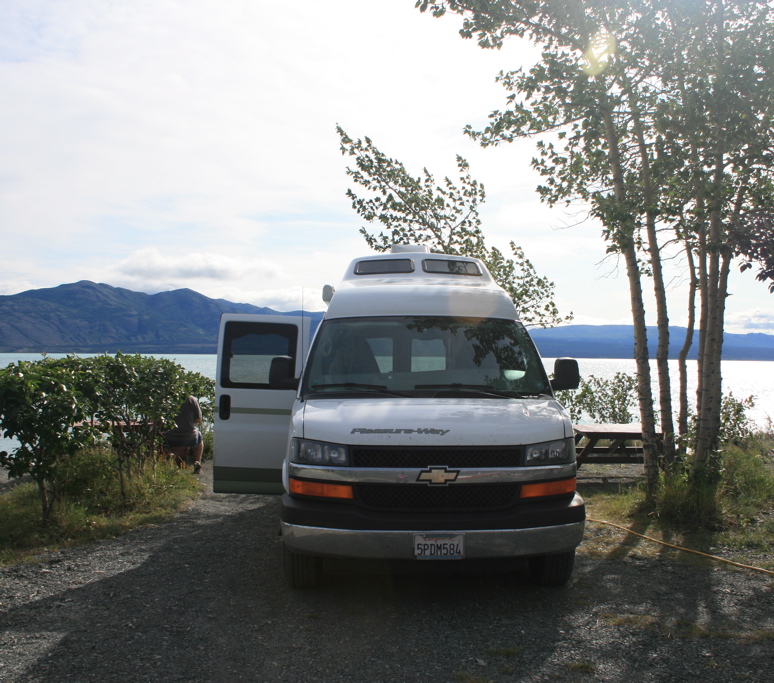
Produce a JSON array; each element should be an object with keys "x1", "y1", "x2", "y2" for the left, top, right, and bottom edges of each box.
[{"x1": 350, "y1": 428, "x2": 451, "y2": 435}]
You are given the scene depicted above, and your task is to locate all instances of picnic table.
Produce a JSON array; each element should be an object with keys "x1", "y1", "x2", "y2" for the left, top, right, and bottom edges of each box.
[
  {"x1": 76, "y1": 419, "x2": 147, "y2": 432},
  {"x1": 573, "y1": 423, "x2": 658, "y2": 466}
]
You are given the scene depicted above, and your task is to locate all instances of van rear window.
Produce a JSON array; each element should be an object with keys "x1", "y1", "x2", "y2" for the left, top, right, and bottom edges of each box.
[
  {"x1": 423, "y1": 259, "x2": 481, "y2": 275},
  {"x1": 354, "y1": 259, "x2": 414, "y2": 275}
]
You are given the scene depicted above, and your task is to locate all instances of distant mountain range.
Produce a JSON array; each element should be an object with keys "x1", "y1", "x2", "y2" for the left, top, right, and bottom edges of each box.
[
  {"x1": 529, "y1": 325, "x2": 774, "y2": 361},
  {"x1": 0, "y1": 281, "x2": 322, "y2": 354},
  {"x1": 1, "y1": 281, "x2": 772, "y2": 360}
]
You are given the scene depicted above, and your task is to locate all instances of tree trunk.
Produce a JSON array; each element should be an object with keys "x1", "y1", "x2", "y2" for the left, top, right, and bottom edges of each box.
[
  {"x1": 695, "y1": 218, "x2": 709, "y2": 433},
  {"x1": 647, "y1": 209, "x2": 675, "y2": 464},
  {"x1": 36, "y1": 477, "x2": 52, "y2": 522},
  {"x1": 677, "y1": 243, "x2": 697, "y2": 443},
  {"x1": 694, "y1": 2, "x2": 729, "y2": 473},
  {"x1": 601, "y1": 102, "x2": 660, "y2": 497},
  {"x1": 694, "y1": 235, "x2": 731, "y2": 473},
  {"x1": 694, "y1": 210, "x2": 729, "y2": 473},
  {"x1": 622, "y1": 78, "x2": 675, "y2": 464}
]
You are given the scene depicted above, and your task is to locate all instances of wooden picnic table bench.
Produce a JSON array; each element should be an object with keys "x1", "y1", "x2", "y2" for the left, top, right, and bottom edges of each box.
[
  {"x1": 75, "y1": 419, "x2": 147, "y2": 432},
  {"x1": 573, "y1": 423, "x2": 659, "y2": 466}
]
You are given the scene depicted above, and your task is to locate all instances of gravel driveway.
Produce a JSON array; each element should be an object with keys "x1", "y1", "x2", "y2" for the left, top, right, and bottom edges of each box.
[{"x1": 1, "y1": 463, "x2": 772, "y2": 683}]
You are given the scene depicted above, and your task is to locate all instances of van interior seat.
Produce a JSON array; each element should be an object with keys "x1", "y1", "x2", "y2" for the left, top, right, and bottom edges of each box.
[{"x1": 328, "y1": 338, "x2": 381, "y2": 376}]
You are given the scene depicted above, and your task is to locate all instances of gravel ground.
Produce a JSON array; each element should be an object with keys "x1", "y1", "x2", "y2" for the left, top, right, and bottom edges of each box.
[{"x1": 1, "y1": 463, "x2": 773, "y2": 683}]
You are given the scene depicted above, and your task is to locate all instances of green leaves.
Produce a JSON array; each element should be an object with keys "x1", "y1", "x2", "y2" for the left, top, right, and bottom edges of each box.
[
  {"x1": 338, "y1": 125, "x2": 571, "y2": 327},
  {"x1": 86, "y1": 353, "x2": 213, "y2": 465},
  {"x1": 0, "y1": 358, "x2": 96, "y2": 519},
  {"x1": 419, "y1": 0, "x2": 774, "y2": 485},
  {"x1": 556, "y1": 372, "x2": 639, "y2": 425},
  {"x1": 338, "y1": 124, "x2": 487, "y2": 256},
  {"x1": 0, "y1": 354, "x2": 214, "y2": 521},
  {"x1": 441, "y1": 0, "x2": 774, "y2": 287}
]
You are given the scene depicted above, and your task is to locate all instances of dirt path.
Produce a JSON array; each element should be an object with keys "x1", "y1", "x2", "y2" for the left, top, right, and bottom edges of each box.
[{"x1": 1, "y1": 463, "x2": 773, "y2": 682}]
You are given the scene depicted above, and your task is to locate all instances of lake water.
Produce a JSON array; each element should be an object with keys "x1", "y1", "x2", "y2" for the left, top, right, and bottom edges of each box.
[
  {"x1": 571, "y1": 358, "x2": 773, "y2": 427},
  {"x1": 1, "y1": 353, "x2": 772, "y2": 453}
]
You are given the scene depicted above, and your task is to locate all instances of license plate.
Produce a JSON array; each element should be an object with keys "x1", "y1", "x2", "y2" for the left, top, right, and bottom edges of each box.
[{"x1": 413, "y1": 533, "x2": 465, "y2": 560}]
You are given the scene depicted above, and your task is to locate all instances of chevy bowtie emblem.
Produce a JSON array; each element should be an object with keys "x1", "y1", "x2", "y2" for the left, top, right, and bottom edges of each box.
[{"x1": 417, "y1": 466, "x2": 460, "y2": 486}]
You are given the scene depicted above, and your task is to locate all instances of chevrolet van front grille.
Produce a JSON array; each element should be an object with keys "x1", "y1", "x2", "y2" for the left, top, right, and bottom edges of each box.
[
  {"x1": 355, "y1": 482, "x2": 518, "y2": 511},
  {"x1": 350, "y1": 447, "x2": 523, "y2": 469}
]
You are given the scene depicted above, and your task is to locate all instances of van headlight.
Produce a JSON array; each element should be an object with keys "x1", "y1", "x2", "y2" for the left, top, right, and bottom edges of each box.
[
  {"x1": 292, "y1": 439, "x2": 350, "y2": 466},
  {"x1": 524, "y1": 437, "x2": 575, "y2": 465}
]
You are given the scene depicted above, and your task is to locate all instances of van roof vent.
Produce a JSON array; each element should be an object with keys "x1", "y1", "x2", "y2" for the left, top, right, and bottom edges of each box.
[{"x1": 390, "y1": 244, "x2": 430, "y2": 253}]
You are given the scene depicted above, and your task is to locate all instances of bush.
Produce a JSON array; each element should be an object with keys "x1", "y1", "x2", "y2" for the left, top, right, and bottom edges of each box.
[
  {"x1": 0, "y1": 354, "x2": 214, "y2": 521},
  {"x1": 0, "y1": 359, "x2": 96, "y2": 520},
  {"x1": 719, "y1": 440, "x2": 774, "y2": 518},
  {"x1": 556, "y1": 372, "x2": 639, "y2": 424},
  {"x1": 718, "y1": 393, "x2": 757, "y2": 445},
  {"x1": 655, "y1": 433, "x2": 774, "y2": 530},
  {"x1": 0, "y1": 446, "x2": 201, "y2": 564},
  {"x1": 655, "y1": 468, "x2": 722, "y2": 528}
]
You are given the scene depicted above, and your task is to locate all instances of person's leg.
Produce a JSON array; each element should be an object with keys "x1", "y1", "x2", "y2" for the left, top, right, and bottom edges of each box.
[
  {"x1": 192, "y1": 433, "x2": 204, "y2": 473},
  {"x1": 169, "y1": 446, "x2": 189, "y2": 467}
]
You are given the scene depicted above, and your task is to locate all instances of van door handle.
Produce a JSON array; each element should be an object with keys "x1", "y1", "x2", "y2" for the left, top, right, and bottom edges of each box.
[{"x1": 219, "y1": 394, "x2": 231, "y2": 420}]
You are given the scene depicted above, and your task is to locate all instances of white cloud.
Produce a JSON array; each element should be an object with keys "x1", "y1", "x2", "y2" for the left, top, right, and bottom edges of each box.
[
  {"x1": 0, "y1": 280, "x2": 39, "y2": 296},
  {"x1": 114, "y1": 248, "x2": 257, "y2": 282},
  {"x1": 93, "y1": 237, "x2": 363, "y2": 312},
  {"x1": 0, "y1": 0, "x2": 771, "y2": 335},
  {"x1": 724, "y1": 309, "x2": 774, "y2": 335},
  {"x1": 568, "y1": 314, "x2": 635, "y2": 327}
]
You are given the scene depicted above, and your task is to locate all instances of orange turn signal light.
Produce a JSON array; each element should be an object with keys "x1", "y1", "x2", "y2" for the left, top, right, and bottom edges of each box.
[
  {"x1": 520, "y1": 478, "x2": 576, "y2": 499},
  {"x1": 289, "y1": 478, "x2": 354, "y2": 500}
]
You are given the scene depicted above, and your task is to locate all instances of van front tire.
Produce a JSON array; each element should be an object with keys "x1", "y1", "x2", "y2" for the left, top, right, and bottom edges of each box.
[
  {"x1": 528, "y1": 550, "x2": 575, "y2": 586},
  {"x1": 283, "y1": 545, "x2": 322, "y2": 589}
]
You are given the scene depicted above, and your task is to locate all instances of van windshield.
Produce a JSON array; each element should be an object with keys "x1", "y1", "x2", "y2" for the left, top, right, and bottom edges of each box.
[{"x1": 302, "y1": 316, "x2": 551, "y2": 399}]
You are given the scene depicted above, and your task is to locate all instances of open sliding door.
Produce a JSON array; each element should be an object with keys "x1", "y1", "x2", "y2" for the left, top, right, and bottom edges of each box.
[{"x1": 213, "y1": 313, "x2": 310, "y2": 493}]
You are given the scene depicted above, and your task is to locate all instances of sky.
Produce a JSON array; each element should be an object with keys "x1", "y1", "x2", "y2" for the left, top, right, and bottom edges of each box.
[{"x1": 1, "y1": 0, "x2": 772, "y2": 334}]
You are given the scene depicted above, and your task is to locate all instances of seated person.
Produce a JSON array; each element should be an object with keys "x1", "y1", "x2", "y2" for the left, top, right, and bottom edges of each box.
[{"x1": 164, "y1": 395, "x2": 204, "y2": 474}]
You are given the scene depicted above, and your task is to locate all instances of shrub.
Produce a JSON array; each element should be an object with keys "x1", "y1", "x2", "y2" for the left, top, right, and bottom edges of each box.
[
  {"x1": 556, "y1": 372, "x2": 639, "y2": 424},
  {"x1": 717, "y1": 393, "x2": 757, "y2": 445},
  {"x1": 86, "y1": 353, "x2": 213, "y2": 497},
  {"x1": 0, "y1": 354, "x2": 214, "y2": 520},
  {"x1": 719, "y1": 441, "x2": 774, "y2": 520},
  {"x1": 0, "y1": 359, "x2": 96, "y2": 520},
  {"x1": 655, "y1": 433, "x2": 774, "y2": 530}
]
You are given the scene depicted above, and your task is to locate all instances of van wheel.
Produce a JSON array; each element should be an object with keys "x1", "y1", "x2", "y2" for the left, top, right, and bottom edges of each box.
[
  {"x1": 283, "y1": 545, "x2": 322, "y2": 589},
  {"x1": 528, "y1": 550, "x2": 575, "y2": 586}
]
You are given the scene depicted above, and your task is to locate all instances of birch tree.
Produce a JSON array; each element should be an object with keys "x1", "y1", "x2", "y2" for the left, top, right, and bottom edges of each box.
[{"x1": 417, "y1": 0, "x2": 774, "y2": 496}]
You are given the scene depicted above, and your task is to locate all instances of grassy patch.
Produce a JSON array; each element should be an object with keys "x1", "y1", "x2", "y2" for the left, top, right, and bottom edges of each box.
[
  {"x1": 579, "y1": 435, "x2": 774, "y2": 571},
  {"x1": 597, "y1": 612, "x2": 773, "y2": 641},
  {"x1": 0, "y1": 447, "x2": 201, "y2": 565}
]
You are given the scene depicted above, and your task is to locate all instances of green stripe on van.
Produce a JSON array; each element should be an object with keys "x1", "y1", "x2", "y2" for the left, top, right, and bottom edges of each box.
[
  {"x1": 231, "y1": 407, "x2": 292, "y2": 416},
  {"x1": 213, "y1": 466, "x2": 283, "y2": 495}
]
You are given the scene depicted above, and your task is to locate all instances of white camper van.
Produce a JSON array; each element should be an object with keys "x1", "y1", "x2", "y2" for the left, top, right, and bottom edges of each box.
[{"x1": 214, "y1": 245, "x2": 584, "y2": 587}]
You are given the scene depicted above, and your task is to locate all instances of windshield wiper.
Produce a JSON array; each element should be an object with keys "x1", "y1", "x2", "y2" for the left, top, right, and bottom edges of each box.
[
  {"x1": 415, "y1": 383, "x2": 542, "y2": 399},
  {"x1": 309, "y1": 383, "x2": 409, "y2": 397}
]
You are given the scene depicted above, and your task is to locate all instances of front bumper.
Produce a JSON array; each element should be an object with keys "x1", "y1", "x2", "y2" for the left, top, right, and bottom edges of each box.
[{"x1": 280, "y1": 492, "x2": 585, "y2": 560}]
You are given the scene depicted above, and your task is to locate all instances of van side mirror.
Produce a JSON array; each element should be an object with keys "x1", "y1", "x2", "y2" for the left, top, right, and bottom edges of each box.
[
  {"x1": 551, "y1": 357, "x2": 580, "y2": 391},
  {"x1": 269, "y1": 356, "x2": 299, "y2": 390}
]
